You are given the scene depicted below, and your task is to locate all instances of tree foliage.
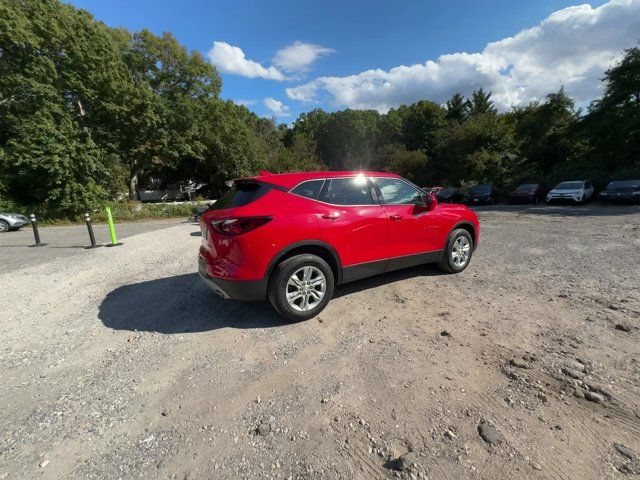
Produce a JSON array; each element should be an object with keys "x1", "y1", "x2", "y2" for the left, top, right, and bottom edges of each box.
[
  {"x1": 1, "y1": 0, "x2": 639, "y2": 217},
  {"x1": 582, "y1": 47, "x2": 640, "y2": 177}
]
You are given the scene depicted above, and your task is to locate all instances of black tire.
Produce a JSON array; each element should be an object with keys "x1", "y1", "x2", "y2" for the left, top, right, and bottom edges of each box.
[
  {"x1": 0, "y1": 220, "x2": 9, "y2": 233},
  {"x1": 268, "y1": 254, "x2": 335, "y2": 322},
  {"x1": 437, "y1": 228, "x2": 474, "y2": 274},
  {"x1": 534, "y1": 196, "x2": 540, "y2": 205}
]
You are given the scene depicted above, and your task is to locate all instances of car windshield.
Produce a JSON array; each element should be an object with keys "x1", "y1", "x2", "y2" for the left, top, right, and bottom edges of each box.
[
  {"x1": 469, "y1": 185, "x2": 491, "y2": 194},
  {"x1": 555, "y1": 182, "x2": 583, "y2": 190},
  {"x1": 516, "y1": 184, "x2": 537, "y2": 191},
  {"x1": 607, "y1": 180, "x2": 640, "y2": 190}
]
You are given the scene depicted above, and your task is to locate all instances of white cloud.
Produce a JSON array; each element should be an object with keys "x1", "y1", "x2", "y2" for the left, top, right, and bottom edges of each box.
[
  {"x1": 207, "y1": 41, "x2": 286, "y2": 81},
  {"x1": 234, "y1": 99, "x2": 257, "y2": 107},
  {"x1": 286, "y1": 0, "x2": 640, "y2": 111},
  {"x1": 273, "y1": 41, "x2": 334, "y2": 73},
  {"x1": 207, "y1": 40, "x2": 334, "y2": 81},
  {"x1": 263, "y1": 97, "x2": 290, "y2": 117}
]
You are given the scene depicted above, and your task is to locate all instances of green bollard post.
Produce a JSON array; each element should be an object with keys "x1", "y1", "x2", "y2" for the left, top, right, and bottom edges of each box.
[{"x1": 105, "y1": 206, "x2": 123, "y2": 247}]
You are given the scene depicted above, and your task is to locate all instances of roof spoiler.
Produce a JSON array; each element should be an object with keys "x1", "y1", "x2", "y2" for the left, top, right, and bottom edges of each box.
[{"x1": 225, "y1": 174, "x2": 287, "y2": 191}]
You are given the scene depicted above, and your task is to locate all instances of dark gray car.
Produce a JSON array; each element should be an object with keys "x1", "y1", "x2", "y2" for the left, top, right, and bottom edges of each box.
[{"x1": 0, "y1": 212, "x2": 29, "y2": 232}]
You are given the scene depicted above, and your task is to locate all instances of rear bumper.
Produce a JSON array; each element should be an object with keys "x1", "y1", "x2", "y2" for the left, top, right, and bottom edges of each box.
[
  {"x1": 600, "y1": 194, "x2": 639, "y2": 203},
  {"x1": 198, "y1": 256, "x2": 267, "y2": 301},
  {"x1": 546, "y1": 196, "x2": 582, "y2": 203}
]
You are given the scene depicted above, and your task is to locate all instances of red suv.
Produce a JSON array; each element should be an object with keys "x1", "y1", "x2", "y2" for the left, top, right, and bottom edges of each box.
[{"x1": 199, "y1": 171, "x2": 479, "y2": 321}]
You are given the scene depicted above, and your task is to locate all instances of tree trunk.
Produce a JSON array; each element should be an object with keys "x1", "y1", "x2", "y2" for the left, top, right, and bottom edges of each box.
[{"x1": 129, "y1": 170, "x2": 140, "y2": 200}]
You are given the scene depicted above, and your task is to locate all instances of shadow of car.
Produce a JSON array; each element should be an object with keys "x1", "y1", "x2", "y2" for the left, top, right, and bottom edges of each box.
[{"x1": 99, "y1": 265, "x2": 446, "y2": 333}]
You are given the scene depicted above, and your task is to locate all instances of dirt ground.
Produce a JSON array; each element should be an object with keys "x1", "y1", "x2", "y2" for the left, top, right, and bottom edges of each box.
[{"x1": 1, "y1": 205, "x2": 639, "y2": 480}]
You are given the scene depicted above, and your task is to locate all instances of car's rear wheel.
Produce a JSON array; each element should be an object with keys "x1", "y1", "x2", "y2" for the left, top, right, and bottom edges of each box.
[
  {"x1": 438, "y1": 228, "x2": 474, "y2": 274},
  {"x1": 268, "y1": 254, "x2": 335, "y2": 321},
  {"x1": 0, "y1": 220, "x2": 9, "y2": 233}
]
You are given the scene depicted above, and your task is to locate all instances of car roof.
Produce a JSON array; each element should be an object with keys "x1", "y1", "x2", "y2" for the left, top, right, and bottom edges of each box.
[{"x1": 235, "y1": 171, "x2": 401, "y2": 189}]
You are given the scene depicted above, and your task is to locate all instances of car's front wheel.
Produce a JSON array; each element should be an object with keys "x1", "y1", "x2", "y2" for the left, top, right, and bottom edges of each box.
[
  {"x1": 438, "y1": 228, "x2": 474, "y2": 274},
  {"x1": 268, "y1": 254, "x2": 335, "y2": 322},
  {"x1": 0, "y1": 220, "x2": 9, "y2": 233}
]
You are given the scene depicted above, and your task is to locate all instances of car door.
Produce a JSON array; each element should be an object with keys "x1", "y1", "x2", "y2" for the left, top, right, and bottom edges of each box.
[
  {"x1": 371, "y1": 177, "x2": 444, "y2": 269},
  {"x1": 585, "y1": 181, "x2": 594, "y2": 199},
  {"x1": 316, "y1": 177, "x2": 389, "y2": 282}
]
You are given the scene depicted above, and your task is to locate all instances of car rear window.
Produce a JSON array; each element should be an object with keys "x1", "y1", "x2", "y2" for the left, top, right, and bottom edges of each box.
[
  {"x1": 290, "y1": 179, "x2": 325, "y2": 200},
  {"x1": 608, "y1": 180, "x2": 640, "y2": 189},
  {"x1": 210, "y1": 181, "x2": 272, "y2": 209},
  {"x1": 556, "y1": 182, "x2": 583, "y2": 190},
  {"x1": 516, "y1": 184, "x2": 538, "y2": 191},
  {"x1": 470, "y1": 185, "x2": 492, "y2": 194}
]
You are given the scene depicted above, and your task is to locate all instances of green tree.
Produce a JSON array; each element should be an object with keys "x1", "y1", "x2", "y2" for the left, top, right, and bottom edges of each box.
[
  {"x1": 435, "y1": 113, "x2": 518, "y2": 187},
  {"x1": 115, "y1": 29, "x2": 221, "y2": 198},
  {"x1": 582, "y1": 47, "x2": 640, "y2": 176},
  {"x1": 506, "y1": 87, "x2": 581, "y2": 177},
  {"x1": 317, "y1": 109, "x2": 388, "y2": 169},
  {"x1": 0, "y1": 0, "x2": 130, "y2": 214},
  {"x1": 381, "y1": 146, "x2": 430, "y2": 185},
  {"x1": 401, "y1": 100, "x2": 446, "y2": 154},
  {"x1": 466, "y1": 88, "x2": 497, "y2": 116},
  {"x1": 445, "y1": 93, "x2": 468, "y2": 122}
]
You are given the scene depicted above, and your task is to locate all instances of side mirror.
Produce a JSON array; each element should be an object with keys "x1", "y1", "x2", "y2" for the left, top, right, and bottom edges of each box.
[
  {"x1": 416, "y1": 193, "x2": 437, "y2": 212},
  {"x1": 428, "y1": 192, "x2": 438, "y2": 210}
]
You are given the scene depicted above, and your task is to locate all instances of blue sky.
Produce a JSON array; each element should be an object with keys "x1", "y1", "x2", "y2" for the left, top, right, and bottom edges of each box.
[{"x1": 66, "y1": 0, "x2": 639, "y2": 121}]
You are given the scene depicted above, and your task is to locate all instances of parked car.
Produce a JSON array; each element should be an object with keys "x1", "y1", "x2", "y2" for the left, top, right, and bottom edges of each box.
[
  {"x1": 508, "y1": 183, "x2": 548, "y2": 204},
  {"x1": 465, "y1": 184, "x2": 498, "y2": 205},
  {"x1": 599, "y1": 180, "x2": 640, "y2": 203},
  {"x1": 0, "y1": 212, "x2": 29, "y2": 232},
  {"x1": 199, "y1": 171, "x2": 480, "y2": 321},
  {"x1": 546, "y1": 180, "x2": 594, "y2": 204},
  {"x1": 435, "y1": 187, "x2": 464, "y2": 204}
]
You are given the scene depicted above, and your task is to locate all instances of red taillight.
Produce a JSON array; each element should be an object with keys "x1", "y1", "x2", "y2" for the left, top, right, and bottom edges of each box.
[{"x1": 210, "y1": 216, "x2": 272, "y2": 235}]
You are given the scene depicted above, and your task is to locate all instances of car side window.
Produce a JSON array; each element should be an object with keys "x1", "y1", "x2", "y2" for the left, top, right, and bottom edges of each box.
[
  {"x1": 290, "y1": 180, "x2": 325, "y2": 200},
  {"x1": 318, "y1": 177, "x2": 373, "y2": 205},
  {"x1": 372, "y1": 178, "x2": 423, "y2": 205}
]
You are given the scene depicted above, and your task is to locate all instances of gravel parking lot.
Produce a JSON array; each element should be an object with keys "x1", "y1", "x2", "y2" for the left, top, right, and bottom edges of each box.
[
  {"x1": 1, "y1": 204, "x2": 639, "y2": 479},
  {"x1": 0, "y1": 219, "x2": 184, "y2": 273}
]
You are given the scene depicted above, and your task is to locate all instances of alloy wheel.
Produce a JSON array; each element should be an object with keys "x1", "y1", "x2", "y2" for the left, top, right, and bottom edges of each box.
[
  {"x1": 451, "y1": 236, "x2": 471, "y2": 268},
  {"x1": 286, "y1": 266, "x2": 326, "y2": 312}
]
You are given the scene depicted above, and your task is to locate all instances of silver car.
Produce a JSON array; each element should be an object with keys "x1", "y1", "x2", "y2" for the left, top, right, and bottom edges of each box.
[{"x1": 0, "y1": 212, "x2": 30, "y2": 232}]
